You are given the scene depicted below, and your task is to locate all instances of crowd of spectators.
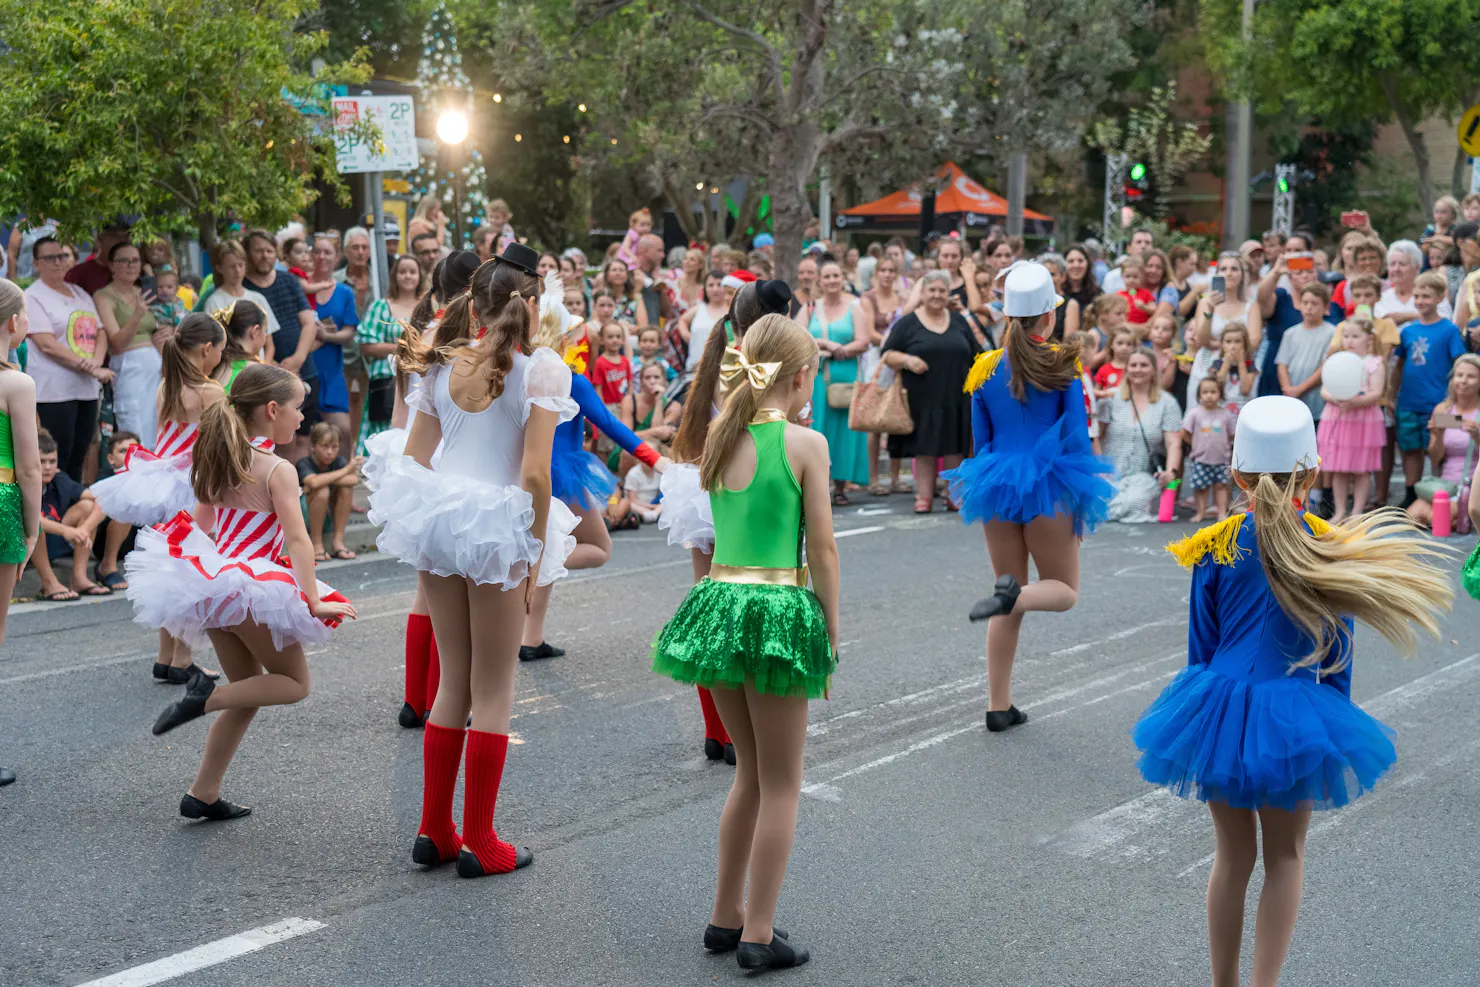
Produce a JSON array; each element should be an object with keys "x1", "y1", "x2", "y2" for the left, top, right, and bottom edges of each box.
[{"x1": 7, "y1": 192, "x2": 1480, "y2": 604}]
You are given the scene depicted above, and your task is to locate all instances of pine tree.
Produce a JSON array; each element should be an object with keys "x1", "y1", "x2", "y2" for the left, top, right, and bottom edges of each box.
[{"x1": 407, "y1": 2, "x2": 486, "y2": 247}]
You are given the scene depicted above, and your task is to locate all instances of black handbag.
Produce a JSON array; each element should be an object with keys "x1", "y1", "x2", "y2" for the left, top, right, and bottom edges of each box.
[
  {"x1": 1131, "y1": 397, "x2": 1166, "y2": 474},
  {"x1": 367, "y1": 376, "x2": 395, "y2": 425}
]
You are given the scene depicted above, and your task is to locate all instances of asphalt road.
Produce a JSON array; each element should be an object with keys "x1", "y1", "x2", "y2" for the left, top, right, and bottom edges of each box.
[{"x1": 2, "y1": 499, "x2": 1477, "y2": 987}]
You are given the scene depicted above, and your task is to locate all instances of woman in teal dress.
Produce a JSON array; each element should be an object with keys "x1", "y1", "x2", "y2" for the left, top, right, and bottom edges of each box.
[
  {"x1": 807, "y1": 259, "x2": 870, "y2": 503},
  {"x1": 0, "y1": 277, "x2": 43, "y2": 788}
]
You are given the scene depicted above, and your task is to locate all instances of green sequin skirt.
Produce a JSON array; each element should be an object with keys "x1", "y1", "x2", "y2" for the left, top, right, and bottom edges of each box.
[
  {"x1": 0, "y1": 482, "x2": 25, "y2": 564},
  {"x1": 1464, "y1": 542, "x2": 1480, "y2": 602},
  {"x1": 652, "y1": 578, "x2": 835, "y2": 699}
]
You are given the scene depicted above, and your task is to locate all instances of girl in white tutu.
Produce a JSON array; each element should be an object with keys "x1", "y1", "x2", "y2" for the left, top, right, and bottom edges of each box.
[
  {"x1": 665, "y1": 277, "x2": 795, "y2": 763},
  {"x1": 134, "y1": 363, "x2": 357, "y2": 820},
  {"x1": 369, "y1": 244, "x2": 578, "y2": 878},
  {"x1": 92, "y1": 313, "x2": 226, "y2": 684},
  {"x1": 362, "y1": 250, "x2": 479, "y2": 730}
]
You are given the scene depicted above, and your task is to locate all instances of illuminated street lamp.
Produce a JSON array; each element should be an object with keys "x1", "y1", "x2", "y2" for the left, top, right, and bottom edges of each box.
[{"x1": 436, "y1": 107, "x2": 470, "y2": 245}]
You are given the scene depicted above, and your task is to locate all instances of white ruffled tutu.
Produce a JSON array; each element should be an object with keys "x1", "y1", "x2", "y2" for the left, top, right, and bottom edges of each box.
[
  {"x1": 125, "y1": 513, "x2": 349, "y2": 651},
  {"x1": 90, "y1": 453, "x2": 195, "y2": 527},
  {"x1": 362, "y1": 427, "x2": 445, "y2": 492},
  {"x1": 657, "y1": 462, "x2": 715, "y2": 553},
  {"x1": 368, "y1": 455, "x2": 578, "y2": 588}
]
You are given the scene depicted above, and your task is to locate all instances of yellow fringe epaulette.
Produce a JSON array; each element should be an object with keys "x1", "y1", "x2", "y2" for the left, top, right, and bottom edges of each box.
[
  {"x1": 1166, "y1": 513, "x2": 1247, "y2": 568},
  {"x1": 1167, "y1": 510, "x2": 1336, "y2": 568},
  {"x1": 1303, "y1": 511, "x2": 1333, "y2": 537},
  {"x1": 964, "y1": 348, "x2": 1005, "y2": 393}
]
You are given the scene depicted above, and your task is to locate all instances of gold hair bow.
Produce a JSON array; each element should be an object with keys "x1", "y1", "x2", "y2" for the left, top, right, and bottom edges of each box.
[
  {"x1": 719, "y1": 346, "x2": 782, "y2": 392},
  {"x1": 209, "y1": 306, "x2": 234, "y2": 328}
]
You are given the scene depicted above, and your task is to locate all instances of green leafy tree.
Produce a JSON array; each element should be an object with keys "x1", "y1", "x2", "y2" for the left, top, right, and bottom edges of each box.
[
  {"x1": 0, "y1": 0, "x2": 370, "y2": 248},
  {"x1": 1204, "y1": 0, "x2": 1480, "y2": 214}
]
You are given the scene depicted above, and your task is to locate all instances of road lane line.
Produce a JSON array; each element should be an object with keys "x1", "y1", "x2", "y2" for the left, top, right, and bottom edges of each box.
[
  {"x1": 835, "y1": 525, "x2": 886, "y2": 538},
  {"x1": 0, "y1": 650, "x2": 156, "y2": 686},
  {"x1": 78, "y1": 917, "x2": 325, "y2": 987},
  {"x1": 1053, "y1": 653, "x2": 1480, "y2": 862}
]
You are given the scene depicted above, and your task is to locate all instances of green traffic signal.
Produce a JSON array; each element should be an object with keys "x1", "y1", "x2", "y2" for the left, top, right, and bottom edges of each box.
[
  {"x1": 1129, "y1": 162, "x2": 1146, "y2": 182},
  {"x1": 1277, "y1": 177, "x2": 1289, "y2": 193}
]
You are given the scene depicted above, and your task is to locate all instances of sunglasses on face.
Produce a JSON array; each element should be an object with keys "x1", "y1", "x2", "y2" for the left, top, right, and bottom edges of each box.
[{"x1": 35, "y1": 253, "x2": 66, "y2": 263}]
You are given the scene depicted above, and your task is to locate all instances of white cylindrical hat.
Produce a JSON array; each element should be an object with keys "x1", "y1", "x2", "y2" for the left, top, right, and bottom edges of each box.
[
  {"x1": 998, "y1": 261, "x2": 1064, "y2": 318},
  {"x1": 1230, "y1": 396, "x2": 1319, "y2": 474}
]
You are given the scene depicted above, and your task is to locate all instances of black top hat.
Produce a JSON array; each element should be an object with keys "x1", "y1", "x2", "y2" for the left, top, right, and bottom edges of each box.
[
  {"x1": 495, "y1": 241, "x2": 540, "y2": 276},
  {"x1": 440, "y1": 250, "x2": 481, "y2": 298}
]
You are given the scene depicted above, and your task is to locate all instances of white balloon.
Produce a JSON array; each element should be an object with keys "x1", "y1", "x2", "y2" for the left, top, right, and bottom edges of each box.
[{"x1": 1322, "y1": 351, "x2": 1365, "y2": 401}]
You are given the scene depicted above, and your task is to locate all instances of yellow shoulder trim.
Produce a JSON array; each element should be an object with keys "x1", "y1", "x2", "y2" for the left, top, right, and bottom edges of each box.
[
  {"x1": 1166, "y1": 513, "x2": 1247, "y2": 568},
  {"x1": 964, "y1": 349, "x2": 1005, "y2": 393},
  {"x1": 1303, "y1": 511, "x2": 1333, "y2": 537}
]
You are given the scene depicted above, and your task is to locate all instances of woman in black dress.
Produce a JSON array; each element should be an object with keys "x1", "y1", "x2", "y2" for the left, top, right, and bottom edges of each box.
[{"x1": 881, "y1": 270, "x2": 982, "y2": 513}]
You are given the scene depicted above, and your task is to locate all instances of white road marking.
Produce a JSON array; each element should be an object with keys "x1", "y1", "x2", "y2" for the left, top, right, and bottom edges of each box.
[
  {"x1": 835, "y1": 525, "x2": 886, "y2": 538},
  {"x1": 0, "y1": 650, "x2": 155, "y2": 686},
  {"x1": 1054, "y1": 653, "x2": 1480, "y2": 863},
  {"x1": 1050, "y1": 619, "x2": 1179, "y2": 656},
  {"x1": 78, "y1": 917, "x2": 325, "y2": 987}
]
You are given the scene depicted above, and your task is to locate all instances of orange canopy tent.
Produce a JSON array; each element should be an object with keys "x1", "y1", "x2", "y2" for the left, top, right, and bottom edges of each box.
[{"x1": 836, "y1": 162, "x2": 1055, "y2": 236}]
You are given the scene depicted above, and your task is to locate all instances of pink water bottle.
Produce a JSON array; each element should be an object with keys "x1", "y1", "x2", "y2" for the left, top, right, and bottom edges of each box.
[
  {"x1": 1432, "y1": 489, "x2": 1452, "y2": 537},
  {"x1": 1158, "y1": 479, "x2": 1181, "y2": 523}
]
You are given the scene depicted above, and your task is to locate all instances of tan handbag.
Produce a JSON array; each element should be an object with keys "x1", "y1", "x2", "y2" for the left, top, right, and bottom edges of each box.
[
  {"x1": 849, "y1": 361, "x2": 913, "y2": 435},
  {"x1": 822, "y1": 363, "x2": 855, "y2": 409}
]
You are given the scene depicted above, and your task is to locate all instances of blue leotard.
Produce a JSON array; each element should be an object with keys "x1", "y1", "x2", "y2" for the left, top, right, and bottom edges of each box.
[{"x1": 552, "y1": 374, "x2": 656, "y2": 509}]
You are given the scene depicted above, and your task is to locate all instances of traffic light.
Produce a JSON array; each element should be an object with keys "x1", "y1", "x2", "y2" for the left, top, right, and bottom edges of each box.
[
  {"x1": 1124, "y1": 161, "x2": 1149, "y2": 203},
  {"x1": 1276, "y1": 174, "x2": 1290, "y2": 193}
]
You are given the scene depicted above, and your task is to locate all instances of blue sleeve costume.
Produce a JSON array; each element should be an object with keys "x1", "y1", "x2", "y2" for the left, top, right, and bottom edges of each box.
[
  {"x1": 551, "y1": 374, "x2": 657, "y2": 509},
  {"x1": 945, "y1": 349, "x2": 1113, "y2": 536},
  {"x1": 1134, "y1": 512, "x2": 1389, "y2": 811}
]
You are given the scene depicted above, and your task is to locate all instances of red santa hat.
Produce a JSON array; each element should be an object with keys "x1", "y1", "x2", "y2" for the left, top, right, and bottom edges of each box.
[{"x1": 721, "y1": 269, "x2": 758, "y2": 290}]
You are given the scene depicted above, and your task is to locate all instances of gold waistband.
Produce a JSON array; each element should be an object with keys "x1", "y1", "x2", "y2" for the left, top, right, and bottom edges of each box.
[
  {"x1": 0, "y1": 466, "x2": 13, "y2": 483},
  {"x1": 710, "y1": 564, "x2": 809, "y2": 587}
]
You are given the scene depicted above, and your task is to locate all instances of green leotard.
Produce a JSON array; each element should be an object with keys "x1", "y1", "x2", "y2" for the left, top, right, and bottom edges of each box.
[
  {"x1": 651, "y1": 417, "x2": 835, "y2": 699},
  {"x1": 0, "y1": 406, "x2": 26, "y2": 564},
  {"x1": 223, "y1": 359, "x2": 250, "y2": 394}
]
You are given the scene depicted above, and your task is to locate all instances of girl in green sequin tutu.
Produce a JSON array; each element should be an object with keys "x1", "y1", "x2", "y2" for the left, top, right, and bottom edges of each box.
[
  {"x1": 0, "y1": 277, "x2": 44, "y2": 789},
  {"x1": 652, "y1": 313, "x2": 838, "y2": 972}
]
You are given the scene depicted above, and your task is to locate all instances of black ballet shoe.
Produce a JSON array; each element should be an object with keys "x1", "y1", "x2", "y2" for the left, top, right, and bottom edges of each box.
[
  {"x1": 0, "y1": 766, "x2": 15, "y2": 787},
  {"x1": 969, "y1": 574, "x2": 1021, "y2": 622},
  {"x1": 152, "y1": 662, "x2": 170, "y2": 681},
  {"x1": 518, "y1": 641, "x2": 565, "y2": 662},
  {"x1": 398, "y1": 701, "x2": 424, "y2": 729},
  {"x1": 736, "y1": 934, "x2": 809, "y2": 970},
  {"x1": 152, "y1": 671, "x2": 215, "y2": 736},
  {"x1": 455, "y1": 845, "x2": 534, "y2": 878},
  {"x1": 723, "y1": 743, "x2": 737, "y2": 766},
  {"x1": 704, "y1": 924, "x2": 788, "y2": 953},
  {"x1": 704, "y1": 737, "x2": 725, "y2": 761},
  {"x1": 985, "y1": 705, "x2": 1028, "y2": 733},
  {"x1": 165, "y1": 663, "x2": 220, "y2": 685},
  {"x1": 411, "y1": 835, "x2": 459, "y2": 867},
  {"x1": 179, "y1": 793, "x2": 251, "y2": 821}
]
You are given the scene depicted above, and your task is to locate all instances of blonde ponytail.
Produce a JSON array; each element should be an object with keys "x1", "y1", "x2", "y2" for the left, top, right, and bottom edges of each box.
[
  {"x1": 160, "y1": 313, "x2": 224, "y2": 421},
  {"x1": 192, "y1": 363, "x2": 298, "y2": 503},
  {"x1": 699, "y1": 314, "x2": 816, "y2": 491},
  {"x1": 1242, "y1": 470, "x2": 1454, "y2": 672}
]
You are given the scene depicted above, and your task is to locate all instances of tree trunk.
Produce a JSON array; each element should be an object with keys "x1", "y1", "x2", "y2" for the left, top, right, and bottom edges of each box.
[
  {"x1": 767, "y1": 124, "x2": 821, "y2": 287},
  {"x1": 197, "y1": 212, "x2": 218, "y2": 252},
  {"x1": 1378, "y1": 72, "x2": 1434, "y2": 215}
]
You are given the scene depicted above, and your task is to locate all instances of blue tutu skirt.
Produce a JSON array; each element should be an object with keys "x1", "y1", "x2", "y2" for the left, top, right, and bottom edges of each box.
[
  {"x1": 1133, "y1": 665, "x2": 1397, "y2": 811},
  {"x1": 552, "y1": 447, "x2": 618, "y2": 510},
  {"x1": 943, "y1": 414, "x2": 1114, "y2": 536}
]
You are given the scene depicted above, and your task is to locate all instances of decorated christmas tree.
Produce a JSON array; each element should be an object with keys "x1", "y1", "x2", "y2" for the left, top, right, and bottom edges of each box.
[{"x1": 407, "y1": 2, "x2": 487, "y2": 246}]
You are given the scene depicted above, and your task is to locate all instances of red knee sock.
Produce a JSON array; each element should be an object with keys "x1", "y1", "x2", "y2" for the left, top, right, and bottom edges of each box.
[
  {"x1": 462, "y1": 729, "x2": 520, "y2": 873},
  {"x1": 425, "y1": 630, "x2": 441, "y2": 715},
  {"x1": 697, "y1": 687, "x2": 730, "y2": 744},
  {"x1": 405, "y1": 614, "x2": 433, "y2": 715},
  {"x1": 418, "y1": 722, "x2": 465, "y2": 860}
]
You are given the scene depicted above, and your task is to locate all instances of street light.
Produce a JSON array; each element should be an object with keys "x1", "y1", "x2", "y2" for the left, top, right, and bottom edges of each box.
[{"x1": 436, "y1": 108, "x2": 470, "y2": 246}]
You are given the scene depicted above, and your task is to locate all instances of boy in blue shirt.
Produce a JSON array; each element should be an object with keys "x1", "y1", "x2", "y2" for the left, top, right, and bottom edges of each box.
[{"x1": 1390, "y1": 270, "x2": 1467, "y2": 507}]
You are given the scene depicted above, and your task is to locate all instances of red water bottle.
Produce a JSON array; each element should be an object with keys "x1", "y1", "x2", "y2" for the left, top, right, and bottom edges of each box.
[
  {"x1": 1432, "y1": 489, "x2": 1452, "y2": 537},
  {"x1": 1158, "y1": 478, "x2": 1181, "y2": 523}
]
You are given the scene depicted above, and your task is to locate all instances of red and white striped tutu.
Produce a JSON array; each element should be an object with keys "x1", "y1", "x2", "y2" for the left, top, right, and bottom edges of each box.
[
  {"x1": 126, "y1": 508, "x2": 350, "y2": 651},
  {"x1": 89, "y1": 421, "x2": 201, "y2": 527}
]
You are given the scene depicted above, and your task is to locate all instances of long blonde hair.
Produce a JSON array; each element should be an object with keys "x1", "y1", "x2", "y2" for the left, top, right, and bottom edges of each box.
[
  {"x1": 0, "y1": 277, "x2": 23, "y2": 371},
  {"x1": 1239, "y1": 469, "x2": 1453, "y2": 672},
  {"x1": 1441, "y1": 353, "x2": 1480, "y2": 408},
  {"x1": 192, "y1": 363, "x2": 299, "y2": 503},
  {"x1": 699, "y1": 314, "x2": 817, "y2": 491},
  {"x1": 1116, "y1": 349, "x2": 1163, "y2": 402}
]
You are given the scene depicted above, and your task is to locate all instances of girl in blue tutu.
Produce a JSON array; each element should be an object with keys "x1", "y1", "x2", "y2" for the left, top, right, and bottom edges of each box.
[
  {"x1": 519, "y1": 272, "x2": 669, "y2": 662},
  {"x1": 945, "y1": 262, "x2": 1115, "y2": 732},
  {"x1": 1134, "y1": 395, "x2": 1452, "y2": 987}
]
